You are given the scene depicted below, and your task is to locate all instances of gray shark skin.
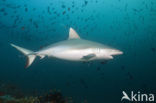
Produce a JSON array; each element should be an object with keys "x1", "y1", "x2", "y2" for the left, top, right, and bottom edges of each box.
[{"x1": 11, "y1": 27, "x2": 123, "y2": 68}]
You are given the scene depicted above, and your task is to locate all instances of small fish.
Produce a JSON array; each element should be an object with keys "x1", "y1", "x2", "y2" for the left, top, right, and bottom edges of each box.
[
  {"x1": 124, "y1": 4, "x2": 128, "y2": 11},
  {"x1": 6, "y1": 4, "x2": 21, "y2": 9},
  {"x1": 127, "y1": 72, "x2": 133, "y2": 80},
  {"x1": 121, "y1": 65, "x2": 125, "y2": 70},
  {"x1": 57, "y1": 13, "x2": 60, "y2": 16},
  {"x1": 84, "y1": 0, "x2": 88, "y2": 6},
  {"x1": 66, "y1": 82, "x2": 71, "y2": 87},
  {"x1": 33, "y1": 21, "x2": 38, "y2": 28},
  {"x1": 3, "y1": 12, "x2": 8, "y2": 16},
  {"x1": 80, "y1": 78, "x2": 88, "y2": 88},
  {"x1": 47, "y1": 6, "x2": 51, "y2": 14},
  {"x1": 0, "y1": 8, "x2": 5, "y2": 12},
  {"x1": 62, "y1": 5, "x2": 66, "y2": 8},
  {"x1": 29, "y1": 18, "x2": 33, "y2": 23},
  {"x1": 101, "y1": 72, "x2": 104, "y2": 76},
  {"x1": 21, "y1": 26, "x2": 25, "y2": 30},
  {"x1": 151, "y1": 47, "x2": 156, "y2": 52},
  {"x1": 53, "y1": 11, "x2": 57, "y2": 14},
  {"x1": 25, "y1": 8, "x2": 28, "y2": 12},
  {"x1": 33, "y1": 8, "x2": 36, "y2": 11},
  {"x1": 62, "y1": 11, "x2": 66, "y2": 15},
  {"x1": 39, "y1": 44, "x2": 48, "y2": 49},
  {"x1": 96, "y1": 67, "x2": 101, "y2": 71},
  {"x1": 84, "y1": 18, "x2": 88, "y2": 22},
  {"x1": 100, "y1": 61, "x2": 108, "y2": 64},
  {"x1": 68, "y1": 7, "x2": 70, "y2": 11},
  {"x1": 12, "y1": 15, "x2": 20, "y2": 27},
  {"x1": 14, "y1": 10, "x2": 17, "y2": 14}
]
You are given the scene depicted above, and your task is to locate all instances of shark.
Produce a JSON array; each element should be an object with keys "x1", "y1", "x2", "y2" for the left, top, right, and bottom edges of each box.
[{"x1": 11, "y1": 27, "x2": 123, "y2": 68}]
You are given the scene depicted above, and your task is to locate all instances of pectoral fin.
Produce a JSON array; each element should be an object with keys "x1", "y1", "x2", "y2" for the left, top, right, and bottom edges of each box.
[{"x1": 81, "y1": 54, "x2": 96, "y2": 61}]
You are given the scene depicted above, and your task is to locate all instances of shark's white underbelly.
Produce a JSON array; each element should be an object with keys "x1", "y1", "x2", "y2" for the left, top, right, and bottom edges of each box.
[{"x1": 50, "y1": 48, "x2": 93, "y2": 61}]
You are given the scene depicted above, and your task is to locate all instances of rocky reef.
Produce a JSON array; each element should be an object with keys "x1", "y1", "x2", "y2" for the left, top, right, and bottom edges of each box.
[
  {"x1": 0, "y1": 90, "x2": 74, "y2": 103},
  {"x1": 0, "y1": 82, "x2": 74, "y2": 103}
]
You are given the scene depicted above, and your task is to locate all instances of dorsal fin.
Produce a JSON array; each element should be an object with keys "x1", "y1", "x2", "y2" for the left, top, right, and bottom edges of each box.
[{"x1": 68, "y1": 27, "x2": 80, "y2": 39}]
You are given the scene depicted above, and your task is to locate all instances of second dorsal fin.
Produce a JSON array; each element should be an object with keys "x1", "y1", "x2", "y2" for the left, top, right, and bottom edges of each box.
[{"x1": 68, "y1": 27, "x2": 80, "y2": 39}]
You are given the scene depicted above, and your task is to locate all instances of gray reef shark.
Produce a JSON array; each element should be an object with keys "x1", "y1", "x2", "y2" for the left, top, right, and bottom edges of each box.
[{"x1": 11, "y1": 27, "x2": 123, "y2": 68}]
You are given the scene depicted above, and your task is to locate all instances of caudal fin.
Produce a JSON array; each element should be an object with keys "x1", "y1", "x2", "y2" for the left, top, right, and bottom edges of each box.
[{"x1": 11, "y1": 44, "x2": 36, "y2": 68}]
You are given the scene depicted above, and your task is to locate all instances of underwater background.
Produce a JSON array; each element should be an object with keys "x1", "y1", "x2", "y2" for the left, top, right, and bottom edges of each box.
[{"x1": 0, "y1": 0, "x2": 156, "y2": 103}]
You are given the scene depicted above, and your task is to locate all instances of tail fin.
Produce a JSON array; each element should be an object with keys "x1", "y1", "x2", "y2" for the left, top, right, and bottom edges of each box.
[{"x1": 11, "y1": 44, "x2": 36, "y2": 68}]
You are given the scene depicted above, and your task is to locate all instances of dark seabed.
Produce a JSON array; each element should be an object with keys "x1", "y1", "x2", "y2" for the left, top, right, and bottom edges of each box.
[{"x1": 0, "y1": 0, "x2": 156, "y2": 103}]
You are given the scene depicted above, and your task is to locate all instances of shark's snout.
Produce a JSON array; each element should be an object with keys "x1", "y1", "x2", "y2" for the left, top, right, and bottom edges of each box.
[
  {"x1": 117, "y1": 50, "x2": 123, "y2": 55},
  {"x1": 111, "y1": 50, "x2": 123, "y2": 55}
]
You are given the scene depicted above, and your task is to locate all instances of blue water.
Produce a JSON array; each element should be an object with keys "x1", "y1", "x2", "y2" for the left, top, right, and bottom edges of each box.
[{"x1": 0, "y1": 0, "x2": 156, "y2": 102}]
